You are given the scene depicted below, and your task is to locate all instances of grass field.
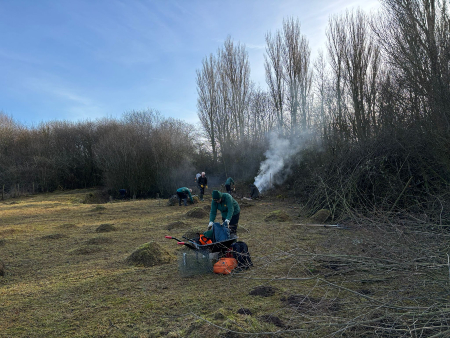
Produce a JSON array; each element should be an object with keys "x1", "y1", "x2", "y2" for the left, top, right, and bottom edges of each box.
[{"x1": 1, "y1": 189, "x2": 449, "y2": 337}]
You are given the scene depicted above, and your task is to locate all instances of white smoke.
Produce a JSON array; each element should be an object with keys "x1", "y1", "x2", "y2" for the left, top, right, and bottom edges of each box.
[{"x1": 254, "y1": 130, "x2": 311, "y2": 192}]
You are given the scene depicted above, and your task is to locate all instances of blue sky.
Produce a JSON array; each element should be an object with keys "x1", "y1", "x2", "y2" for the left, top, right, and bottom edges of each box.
[{"x1": 0, "y1": 0, "x2": 380, "y2": 127}]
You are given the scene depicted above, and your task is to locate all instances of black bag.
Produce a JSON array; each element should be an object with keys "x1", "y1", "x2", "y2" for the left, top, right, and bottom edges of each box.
[{"x1": 231, "y1": 241, "x2": 253, "y2": 270}]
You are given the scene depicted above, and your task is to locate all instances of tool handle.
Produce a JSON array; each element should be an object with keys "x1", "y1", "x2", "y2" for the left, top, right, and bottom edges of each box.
[{"x1": 165, "y1": 236, "x2": 173, "y2": 239}]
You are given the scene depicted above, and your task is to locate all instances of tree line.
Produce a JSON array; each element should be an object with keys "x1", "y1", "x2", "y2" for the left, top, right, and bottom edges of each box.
[
  {"x1": 2, "y1": 0, "x2": 449, "y2": 219},
  {"x1": 196, "y1": 0, "x2": 450, "y2": 219},
  {"x1": 0, "y1": 110, "x2": 197, "y2": 198}
]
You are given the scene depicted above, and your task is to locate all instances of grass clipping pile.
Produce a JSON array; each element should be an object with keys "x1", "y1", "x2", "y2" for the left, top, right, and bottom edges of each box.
[
  {"x1": 186, "y1": 207, "x2": 208, "y2": 218},
  {"x1": 126, "y1": 242, "x2": 174, "y2": 267},
  {"x1": 264, "y1": 210, "x2": 291, "y2": 222}
]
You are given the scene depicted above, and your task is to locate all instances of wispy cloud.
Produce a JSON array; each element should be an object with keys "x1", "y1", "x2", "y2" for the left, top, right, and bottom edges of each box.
[
  {"x1": 0, "y1": 49, "x2": 41, "y2": 65},
  {"x1": 26, "y1": 76, "x2": 91, "y2": 106},
  {"x1": 22, "y1": 74, "x2": 109, "y2": 121},
  {"x1": 246, "y1": 43, "x2": 266, "y2": 50}
]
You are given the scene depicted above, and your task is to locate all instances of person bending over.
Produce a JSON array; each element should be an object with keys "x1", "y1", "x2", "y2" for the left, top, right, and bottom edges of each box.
[
  {"x1": 208, "y1": 190, "x2": 240, "y2": 235},
  {"x1": 225, "y1": 177, "x2": 235, "y2": 194},
  {"x1": 176, "y1": 187, "x2": 193, "y2": 206}
]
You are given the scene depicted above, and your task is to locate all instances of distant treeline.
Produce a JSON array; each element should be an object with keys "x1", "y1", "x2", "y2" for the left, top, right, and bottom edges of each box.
[{"x1": 0, "y1": 111, "x2": 201, "y2": 198}]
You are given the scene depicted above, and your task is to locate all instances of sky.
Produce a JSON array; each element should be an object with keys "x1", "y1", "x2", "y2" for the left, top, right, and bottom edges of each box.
[{"x1": 0, "y1": 0, "x2": 381, "y2": 127}]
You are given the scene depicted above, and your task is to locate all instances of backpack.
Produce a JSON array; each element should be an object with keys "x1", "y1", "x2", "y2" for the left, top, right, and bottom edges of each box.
[
  {"x1": 212, "y1": 222, "x2": 230, "y2": 242},
  {"x1": 213, "y1": 257, "x2": 237, "y2": 274},
  {"x1": 231, "y1": 241, "x2": 253, "y2": 270}
]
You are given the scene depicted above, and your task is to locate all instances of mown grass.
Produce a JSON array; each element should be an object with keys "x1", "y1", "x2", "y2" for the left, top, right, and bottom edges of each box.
[{"x1": 1, "y1": 189, "x2": 449, "y2": 337}]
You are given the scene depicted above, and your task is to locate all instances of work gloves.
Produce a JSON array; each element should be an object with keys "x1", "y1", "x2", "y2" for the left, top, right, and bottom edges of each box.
[
  {"x1": 223, "y1": 219, "x2": 230, "y2": 228},
  {"x1": 201, "y1": 185, "x2": 204, "y2": 188},
  {"x1": 205, "y1": 185, "x2": 208, "y2": 189},
  {"x1": 208, "y1": 221, "x2": 214, "y2": 230}
]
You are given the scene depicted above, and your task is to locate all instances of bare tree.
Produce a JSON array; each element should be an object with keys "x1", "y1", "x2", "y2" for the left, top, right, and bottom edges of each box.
[
  {"x1": 313, "y1": 50, "x2": 330, "y2": 140},
  {"x1": 327, "y1": 13, "x2": 349, "y2": 141},
  {"x1": 248, "y1": 88, "x2": 276, "y2": 142},
  {"x1": 326, "y1": 9, "x2": 381, "y2": 142},
  {"x1": 343, "y1": 9, "x2": 381, "y2": 140},
  {"x1": 375, "y1": 0, "x2": 450, "y2": 132},
  {"x1": 282, "y1": 18, "x2": 312, "y2": 133},
  {"x1": 219, "y1": 36, "x2": 252, "y2": 143},
  {"x1": 265, "y1": 30, "x2": 286, "y2": 131},
  {"x1": 196, "y1": 54, "x2": 219, "y2": 165},
  {"x1": 196, "y1": 36, "x2": 253, "y2": 175}
]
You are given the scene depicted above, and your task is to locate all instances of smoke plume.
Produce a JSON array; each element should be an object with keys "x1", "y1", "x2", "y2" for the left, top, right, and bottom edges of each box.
[{"x1": 254, "y1": 130, "x2": 311, "y2": 192}]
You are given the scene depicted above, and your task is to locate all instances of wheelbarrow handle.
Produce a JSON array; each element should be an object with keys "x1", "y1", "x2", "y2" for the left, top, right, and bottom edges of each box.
[
  {"x1": 177, "y1": 241, "x2": 198, "y2": 250},
  {"x1": 166, "y1": 236, "x2": 198, "y2": 250},
  {"x1": 165, "y1": 236, "x2": 183, "y2": 242}
]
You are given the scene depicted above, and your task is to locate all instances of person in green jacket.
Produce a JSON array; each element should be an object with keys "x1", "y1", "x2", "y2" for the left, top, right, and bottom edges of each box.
[
  {"x1": 225, "y1": 177, "x2": 235, "y2": 194},
  {"x1": 176, "y1": 187, "x2": 193, "y2": 206},
  {"x1": 208, "y1": 190, "x2": 240, "y2": 235}
]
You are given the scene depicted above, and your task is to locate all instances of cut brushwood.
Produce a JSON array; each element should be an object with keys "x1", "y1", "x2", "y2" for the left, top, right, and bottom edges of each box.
[{"x1": 295, "y1": 223, "x2": 349, "y2": 229}]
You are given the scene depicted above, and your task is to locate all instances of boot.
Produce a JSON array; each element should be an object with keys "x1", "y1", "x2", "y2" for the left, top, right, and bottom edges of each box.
[{"x1": 200, "y1": 194, "x2": 204, "y2": 201}]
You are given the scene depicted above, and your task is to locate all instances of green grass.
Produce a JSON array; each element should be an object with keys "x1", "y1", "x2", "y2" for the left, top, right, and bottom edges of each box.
[{"x1": 1, "y1": 189, "x2": 449, "y2": 337}]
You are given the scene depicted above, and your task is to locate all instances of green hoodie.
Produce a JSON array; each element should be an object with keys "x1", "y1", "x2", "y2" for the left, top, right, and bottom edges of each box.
[
  {"x1": 209, "y1": 192, "x2": 240, "y2": 222},
  {"x1": 176, "y1": 187, "x2": 193, "y2": 203},
  {"x1": 225, "y1": 177, "x2": 234, "y2": 185}
]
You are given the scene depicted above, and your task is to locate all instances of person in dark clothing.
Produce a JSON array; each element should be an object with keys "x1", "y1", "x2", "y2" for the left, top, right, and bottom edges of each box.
[
  {"x1": 197, "y1": 172, "x2": 208, "y2": 201},
  {"x1": 249, "y1": 184, "x2": 260, "y2": 199},
  {"x1": 176, "y1": 187, "x2": 193, "y2": 206},
  {"x1": 208, "y1": 190, "x2": 240, "y2": 235},
  {"x1": 225, "y1": 177, "x2": 235, "y2": 194}
]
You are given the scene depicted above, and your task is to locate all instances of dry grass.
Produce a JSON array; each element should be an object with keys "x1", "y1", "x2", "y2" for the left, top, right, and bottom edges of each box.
[{"x1": 1, "y1": 189, "x2": 449, "y2": 337}]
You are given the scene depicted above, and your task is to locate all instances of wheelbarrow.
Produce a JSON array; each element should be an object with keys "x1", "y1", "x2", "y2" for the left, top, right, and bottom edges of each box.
[
  {"x1": 165, "y1": 221, "x2": 238, "y2": 255},
  {"x1": 165, "y1": 234, "x2": 238, "y2": 254},
  {"x1": 165, "y1": 222, "x2": 238, "y2": 275}
]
